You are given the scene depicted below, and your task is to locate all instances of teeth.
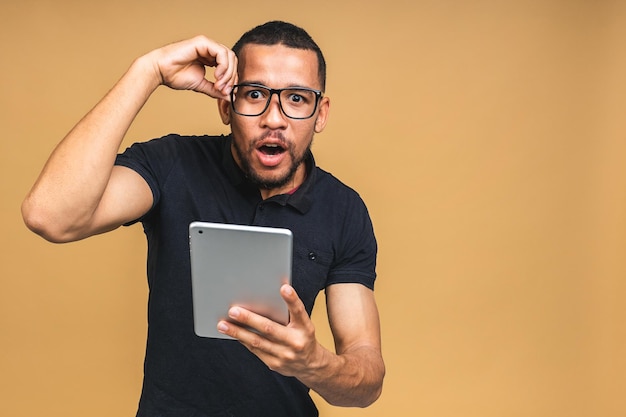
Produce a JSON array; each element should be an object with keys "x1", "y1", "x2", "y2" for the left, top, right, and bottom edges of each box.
[{"x1": 259, "y1": 143, "x2": 284, "y2": 156}]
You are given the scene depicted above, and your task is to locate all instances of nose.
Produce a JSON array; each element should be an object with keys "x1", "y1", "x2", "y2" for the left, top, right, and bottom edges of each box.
[{"x1": 260, "y1": 93, "x2": 288, "y2": 129}]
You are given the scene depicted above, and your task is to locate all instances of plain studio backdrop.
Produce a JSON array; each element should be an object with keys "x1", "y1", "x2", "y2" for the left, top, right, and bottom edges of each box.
[{"x1": 1, "y1": 1, "x2": 625, "y2": 416}]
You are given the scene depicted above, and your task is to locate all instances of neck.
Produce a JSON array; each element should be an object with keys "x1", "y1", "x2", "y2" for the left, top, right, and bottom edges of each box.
[{"x1": 259, "y1": 163, "x2": 306, "y2": 200}]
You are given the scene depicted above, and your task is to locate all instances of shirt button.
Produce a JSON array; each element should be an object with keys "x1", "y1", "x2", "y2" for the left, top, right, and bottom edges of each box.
[{"x1": 308, "y1": 252, "x2": 317, "y2": 261}]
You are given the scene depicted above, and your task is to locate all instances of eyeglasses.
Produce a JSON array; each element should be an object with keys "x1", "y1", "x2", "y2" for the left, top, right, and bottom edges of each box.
[{"x1": 230, "y1": 83, "x2": 323, "y2": 120}]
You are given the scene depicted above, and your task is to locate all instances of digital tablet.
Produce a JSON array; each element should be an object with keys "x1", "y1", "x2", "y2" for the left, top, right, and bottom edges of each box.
[{"x1": 189, "y1": 221, "x2": 292, "y2": 339}]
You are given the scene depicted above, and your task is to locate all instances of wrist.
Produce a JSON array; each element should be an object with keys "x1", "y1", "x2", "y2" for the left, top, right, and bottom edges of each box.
[
  {"x1": 300, "y1": 343, "x2": 342, "y2": 384},
  {"x1": 128, "y1": 53, "x2": 163, "y2": 93}
]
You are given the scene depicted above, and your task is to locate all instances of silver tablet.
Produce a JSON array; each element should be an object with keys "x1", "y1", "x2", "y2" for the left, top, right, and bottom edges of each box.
[{"x1": 189, "y1": 221, "x2": 292, "y2": 339}]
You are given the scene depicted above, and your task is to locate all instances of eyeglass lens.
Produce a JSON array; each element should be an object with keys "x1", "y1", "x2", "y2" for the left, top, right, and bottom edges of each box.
[{"x1": 232, "y1": 85, "x2": 319, "y2": 119}]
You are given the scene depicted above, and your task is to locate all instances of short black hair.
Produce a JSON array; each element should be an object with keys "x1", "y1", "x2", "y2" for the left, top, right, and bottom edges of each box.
[{"x1": 232, "y1": 21, "x2": 326, "y2": 91}]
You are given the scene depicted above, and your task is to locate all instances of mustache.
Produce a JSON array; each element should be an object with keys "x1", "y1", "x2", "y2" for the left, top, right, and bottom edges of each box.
[{"x1": 253, "y1": 130, "x2": 288, "y2": 145}]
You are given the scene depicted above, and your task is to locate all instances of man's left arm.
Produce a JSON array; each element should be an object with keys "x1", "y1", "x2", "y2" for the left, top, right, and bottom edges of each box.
[{"x1": 218, "y1": 283, "x2": 385, "y2": 407}]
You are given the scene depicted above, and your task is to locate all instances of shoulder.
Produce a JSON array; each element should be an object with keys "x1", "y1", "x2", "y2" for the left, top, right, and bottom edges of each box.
[
  {"x1": 116, "y1": 133, "x2": 230, "y2": 189},
  {"x1": 310, "y1": 168, "x2": 378, "y2": 287},
  {"x1": 117, "y1": 134, "x2": 229, "y2": 167},
  {"x1": 313, "y1": 167, "x2": 368, "y2": 209},
  {"x1": 307, "y1": 166, "x2": 375, "y2": 242},
  {"x1": 126, "y1": 133, "x2": 227, "y2": 154}
]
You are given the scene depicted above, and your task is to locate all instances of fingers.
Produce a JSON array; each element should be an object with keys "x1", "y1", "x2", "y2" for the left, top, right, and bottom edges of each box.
[
  {"x1": 153, "y1": 35, "x2": 237, "y2": 99},
  {"x1": 212, "y1": 43, "x2": 238, "y2": 93},
  {"x1": 217, "y1": 286, "x2": 319, "y2": 375},
  {"x1": 194, "y1": 38, "x2": 238, "y2": 98},
  {"x1": 218, "y1": 306, "x2": 283, "y2": 342},
  {"x1": 216, "y1": 285, "x2": 308, "y2": 341}
]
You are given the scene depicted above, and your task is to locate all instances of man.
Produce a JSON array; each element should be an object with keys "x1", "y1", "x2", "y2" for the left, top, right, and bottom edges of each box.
[{"x1": 22, "y1": 21, "x2": 384, "y2": 416}]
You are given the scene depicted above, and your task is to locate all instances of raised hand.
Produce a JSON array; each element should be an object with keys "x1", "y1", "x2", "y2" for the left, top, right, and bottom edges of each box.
[
  {"x1": 147, "y1": 35, "x2": 238, "y2": 99},
  {"x1": 21, "y1": 34, "x2": 239, "y2": 243}
]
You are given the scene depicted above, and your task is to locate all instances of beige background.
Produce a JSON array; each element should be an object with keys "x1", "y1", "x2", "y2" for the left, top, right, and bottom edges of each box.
[{"x1": 2, "y1": 1, "x2": 625, "y2": 416}]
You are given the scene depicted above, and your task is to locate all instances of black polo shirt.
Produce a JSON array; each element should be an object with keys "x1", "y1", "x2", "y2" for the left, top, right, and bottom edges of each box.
[{"x1": 115, "y1": 134, "x2": 377, "y2": 417}]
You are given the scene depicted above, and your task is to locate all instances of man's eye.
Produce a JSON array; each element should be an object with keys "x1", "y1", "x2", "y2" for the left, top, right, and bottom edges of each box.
[
  {"x1": 287, "y1": 92, "x2": 308, "y2": 104},
  {"x1": 247, "y1": 90, "x2": 265, "y2": 100}
]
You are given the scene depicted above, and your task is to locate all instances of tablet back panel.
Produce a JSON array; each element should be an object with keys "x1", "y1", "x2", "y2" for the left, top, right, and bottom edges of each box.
[{"x1": 189, "y1": 221, "x2": 292, "y2": 339}]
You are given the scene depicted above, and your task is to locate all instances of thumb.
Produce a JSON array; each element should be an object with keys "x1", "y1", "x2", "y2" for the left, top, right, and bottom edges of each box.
[
  {"x1": 193, "y1": 78, "x2": 230, "y2": 100},
  {"x1": 281, "y1": 285, "x2": 309, "y2": 326}
]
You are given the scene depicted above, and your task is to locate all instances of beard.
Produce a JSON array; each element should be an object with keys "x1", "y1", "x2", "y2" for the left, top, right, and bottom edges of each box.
[{"x1": 232, "y1": 132, "x2": 312, "y2": 190}]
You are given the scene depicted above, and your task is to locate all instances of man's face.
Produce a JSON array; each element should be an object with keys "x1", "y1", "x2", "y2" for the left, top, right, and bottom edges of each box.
[{"x1": 219, "y1": 43, "x2": 329, "y2": 197}]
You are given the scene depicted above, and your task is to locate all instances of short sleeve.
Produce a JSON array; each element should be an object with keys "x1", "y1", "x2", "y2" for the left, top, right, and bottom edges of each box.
[
  {"x1": 326, "y1": 193, "x2": 378, "y2": 290},
  {"x1": 114, "y1": 134, "x2": 182, "y2": 225}
]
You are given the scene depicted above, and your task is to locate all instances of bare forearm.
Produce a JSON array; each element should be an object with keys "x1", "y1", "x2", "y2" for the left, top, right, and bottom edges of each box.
[
  {"x1": 22, "y1": 56, "x2": 160, "y2": 241},
  {"x1": 301, "y1": 344, "x2": 385, "y2": 407}
]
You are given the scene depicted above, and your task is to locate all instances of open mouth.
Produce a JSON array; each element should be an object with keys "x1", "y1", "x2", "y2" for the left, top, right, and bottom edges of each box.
[{"x1": 258, "y1": 143, "x2": 286, "y2": 156}]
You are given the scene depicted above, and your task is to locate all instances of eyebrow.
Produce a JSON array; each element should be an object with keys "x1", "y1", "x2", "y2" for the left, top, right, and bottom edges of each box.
[{"x1": 238, "y1": 80, "x2": 315, "y2": 90}]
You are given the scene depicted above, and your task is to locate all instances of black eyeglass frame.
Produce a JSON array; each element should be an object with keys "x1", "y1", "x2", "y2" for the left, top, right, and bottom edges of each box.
[{"x1": 230, "y1": 83, "x2": 324, "y2": 120}]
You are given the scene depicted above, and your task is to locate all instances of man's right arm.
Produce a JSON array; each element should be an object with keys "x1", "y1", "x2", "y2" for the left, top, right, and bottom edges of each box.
[{"x1": 21, "y1": 36, "x2": 237, "y2": 243}]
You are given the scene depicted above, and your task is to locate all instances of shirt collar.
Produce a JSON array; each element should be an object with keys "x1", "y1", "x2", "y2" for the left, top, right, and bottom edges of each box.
[{"x1": 222, "y1": 135, "x2": 315, "y2": 214}]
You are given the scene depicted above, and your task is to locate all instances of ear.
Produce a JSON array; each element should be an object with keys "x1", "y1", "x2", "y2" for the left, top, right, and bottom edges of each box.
[
  {"x1": 314, "y1": 96, "x2": 330, "y2": 133},
  {"x1": 217, "y1": 98, "x2": 231, "y2": 125}
]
